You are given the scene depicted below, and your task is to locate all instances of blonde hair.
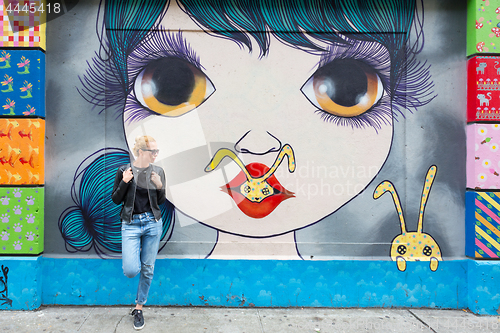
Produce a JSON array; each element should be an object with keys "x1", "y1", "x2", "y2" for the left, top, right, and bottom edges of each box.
[{"x1": 132, "y1": 135, "x2": 156, "y2": 157}]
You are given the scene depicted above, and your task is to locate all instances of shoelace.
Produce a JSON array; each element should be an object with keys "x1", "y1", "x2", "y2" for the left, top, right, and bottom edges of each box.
[{"x1": 131, "y1": 309, "x2": 143, "y2": 321}]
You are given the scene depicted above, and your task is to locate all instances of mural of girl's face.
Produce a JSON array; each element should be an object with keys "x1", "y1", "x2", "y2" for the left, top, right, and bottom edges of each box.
[{"x1": 123, "y1": 3, "x2": 393, "y2": 237}]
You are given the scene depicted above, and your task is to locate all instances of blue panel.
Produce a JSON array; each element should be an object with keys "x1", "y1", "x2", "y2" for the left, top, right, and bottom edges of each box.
[
  {"x1": 467, "y1": 260, "x2": 500, "y2": 315},
  {"x1": 0, "y1": 49, "x2": 45, "y2": 117},
  {"x1": 0, "y1": 257, "x2": 496, "y2": 313},
  {"x1": 42, "y1": 258, "x2": 469, "y2": 309},
  {"x1": 465, "y1": 191, "x2": 477, "y2": 257},
  {"x1": 0, "y1": 258, "x2": 493, "y2": 314},
  {"x1": 0, "y1": 256, "x2": 41, "y2": 310}
]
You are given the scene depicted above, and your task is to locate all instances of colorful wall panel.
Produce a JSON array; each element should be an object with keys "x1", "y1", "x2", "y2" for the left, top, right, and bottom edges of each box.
[
  {"x1": 465, "y1": 191, "x2": 500, "y2": 258},
  {"x1": 0, "y1": 0, "x2": 46, "y2": 49},
  {"x1": 466, "y1": 123, "x2": 500, "y2": 189},
  {"x1": 0, "y1": 187, "x2": 43, "y2": 255},
  {"x1": 0, "y1": 49, "x2": 45, "y2": 117},
  {"x1": 0, "y1": 257, "x2": 42, "y2": 309},
  {"x1": 467, "y1": 0, "x2": 500, "y2": 56},
  {"x1": 467, "y1": 56, "x2": 500, "y2": 122},
  {"x1": 0, "y1": 118, "x2": 44, "y2": 185},
  {"x1": 41, "y1": 258, "x2": 469, "y2": 309}
]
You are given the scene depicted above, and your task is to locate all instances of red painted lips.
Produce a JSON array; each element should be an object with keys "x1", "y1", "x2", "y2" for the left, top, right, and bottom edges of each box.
[{"x1": 221, "y1": 162, "x2": 295, "y2": 219}]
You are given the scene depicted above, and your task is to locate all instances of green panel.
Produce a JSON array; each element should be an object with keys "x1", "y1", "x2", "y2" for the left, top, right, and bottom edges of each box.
[
  {"x1": 0, "y1": 187, "x2": 44, "y2": 255},
  {"x1": 467, "y1": 0, "x2": 500, "y2": 56}
]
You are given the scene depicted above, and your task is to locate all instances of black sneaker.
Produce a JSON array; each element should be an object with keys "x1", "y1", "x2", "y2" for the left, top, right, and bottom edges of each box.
[{"x1": 131, "y1": 309, "x2": 145, "y2": 330}]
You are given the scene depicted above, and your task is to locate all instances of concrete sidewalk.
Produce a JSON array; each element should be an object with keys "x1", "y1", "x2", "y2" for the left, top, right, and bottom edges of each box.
[{"x1": 2, "y1": 306, "x2": 500, "y2": 333}]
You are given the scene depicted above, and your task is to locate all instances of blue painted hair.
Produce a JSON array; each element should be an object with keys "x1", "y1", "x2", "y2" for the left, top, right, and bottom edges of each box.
[
  {"x1": 59, "y1": 148, "x2": 174, "y2": 256},
  {"x1": 81, "y1": 0, "x2": 433, "y2": 119}
]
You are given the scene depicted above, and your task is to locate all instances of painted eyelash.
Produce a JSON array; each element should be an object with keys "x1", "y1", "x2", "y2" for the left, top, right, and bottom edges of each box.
[
  {"x1": 126, "y1": 28, "x2": 203, "y2": 89},
  {"x1": 124, "y1": 29, "x2": 204, "y2": 123},
  {"x1": 124, "y1": 95, "x2": 157, "y2": 124},
  {"x1": 307, "y1": 39, "x2": 392, "y2": 130},
  {"x1": 312, "y1": 37, "x2": 434, "y2": 130},
  {"x1": 315, "y1": 95, "x2": 393, "y2": 131},
  {"x1": 78, "y1": 41, "x2": 127, "y2": 116}
]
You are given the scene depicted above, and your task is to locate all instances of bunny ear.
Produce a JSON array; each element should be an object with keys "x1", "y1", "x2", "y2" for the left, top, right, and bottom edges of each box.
[
  {"x1": 417, "y1": 165, "x2": 437, "y2": 233},
  {"x1": 374, "y1": 181, "x2": 407, "y2": 234}
]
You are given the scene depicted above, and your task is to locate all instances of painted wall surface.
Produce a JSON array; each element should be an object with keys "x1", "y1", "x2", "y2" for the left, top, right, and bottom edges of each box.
[
  {"x1": 467, "y1": 56, "x2": 500, "y2": 122},
  {"x1": 0, "y1": 50, "x2": 45, "y2": 117},
  {"x1": 465, "y1": 190, "x2": 500, "y2": 258},
  {"x1": 3, "y1": 0, "x2": 493, "y2": 313},
  {"x1": 0, "y1": 256, "x2": 498, "y2": 313},
  {"x1": 41, "y1": 258, "x2": 469, "y2": 309},
  {"x1": 0, "y1": 0, "x2": 46, "y2": 312},
  {"x1": 45, "y1": 0, "x2": 465, "y2": 262},
  {"x1": 0, "y1": 257, "x2": 41, "y2": 310},
  {"x1": 0, "y1": 0, "x2": 46, "y2": 50},
  {"x1": 0, "y1": 118, "x2": 44, "y2": 184},
  {"x1": 467, "y1": 0, "x2": 500, "y2": 56},
  {"x1": 0, "y1": 187, "x2": 43, "y2": 255},
  {"x1": 467, "y1": 123, "x2": 500, "y2": 189}
]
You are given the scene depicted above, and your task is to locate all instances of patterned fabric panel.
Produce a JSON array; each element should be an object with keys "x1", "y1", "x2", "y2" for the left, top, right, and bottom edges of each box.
[
  {"x1": 466, "y1": 123, "x2": 500, "y2": 189},
  {"x1": 467, "y1": 56, "x2": 500, "y2": 122},
  {"x1": 0, "y1": 49, "x2": 45, "y2": 117},
  {"x1": 0, "y1": 118, "x2": 44, "y2": 185},
  {"x1": 0, "y1": 0, "x2": 45, "y2": 49},
  {"x1": 467, "y1": 0, "x2": 500, "y2": 56},
  {"x1": 465, "y1": 191, "x2": 500, "y2": 259},
  {"x1": 0, "y1": 187, "x2": 43, "y2": 255}
]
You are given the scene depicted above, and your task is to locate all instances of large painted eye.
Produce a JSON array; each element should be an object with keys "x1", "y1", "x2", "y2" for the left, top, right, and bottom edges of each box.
[
  {"x1": 301, "y1": 59, "x2": 383, "y2": 117},
  {"x1": 134, "y1": 57, "x2": 215, "y2": 117}
]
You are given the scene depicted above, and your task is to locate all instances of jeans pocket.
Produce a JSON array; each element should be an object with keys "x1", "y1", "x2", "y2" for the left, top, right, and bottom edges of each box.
[{"x1": 154, "y1": 218, "x2": 163, "y2": 235}]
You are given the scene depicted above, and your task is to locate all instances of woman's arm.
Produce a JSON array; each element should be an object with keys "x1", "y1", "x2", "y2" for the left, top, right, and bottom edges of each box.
[
  {"x1": 111, "y1": 166, "x2": 131, "y2": 204},
  {"x1": 156, "y1": 168, "x2": 167, "y2": 205}
]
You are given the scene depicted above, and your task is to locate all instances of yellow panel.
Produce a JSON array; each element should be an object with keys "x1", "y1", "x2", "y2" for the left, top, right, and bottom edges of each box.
[{"x1": 0, "y1": 1, "x2": 46, "y2": 50}]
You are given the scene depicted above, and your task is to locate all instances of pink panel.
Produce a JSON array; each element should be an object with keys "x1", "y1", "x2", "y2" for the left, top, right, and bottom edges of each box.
[{"x1": 467, "y1": 123, "x2": 500, "y2": 190}]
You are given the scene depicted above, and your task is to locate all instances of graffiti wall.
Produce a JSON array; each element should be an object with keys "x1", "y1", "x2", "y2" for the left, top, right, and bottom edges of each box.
[{"x1": 43, "y1": 0, "x2": 465, "y2": 266}]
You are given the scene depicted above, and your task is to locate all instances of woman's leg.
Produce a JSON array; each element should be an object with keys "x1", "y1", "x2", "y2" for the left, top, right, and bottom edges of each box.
[
  {"x1": 121, "y1": 220, "x2": 142, "y2": 279},
  {"x1": 136, "y1": 214, "x2": 162, "y2": 305}
]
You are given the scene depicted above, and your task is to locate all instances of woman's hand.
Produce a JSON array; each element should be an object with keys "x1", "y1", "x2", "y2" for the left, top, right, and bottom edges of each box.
[
  {"x1": 151, "y1": 171, "x2": 163, "y2": 189},
  {"x1": 122, "y1": 167, "x2": 134, "y2": 183}
]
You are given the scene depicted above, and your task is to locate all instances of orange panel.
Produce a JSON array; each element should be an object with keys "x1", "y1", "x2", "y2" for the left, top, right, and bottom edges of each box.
[{"x1": 0, "y1": 118, "x2": 44, "y2": 184}]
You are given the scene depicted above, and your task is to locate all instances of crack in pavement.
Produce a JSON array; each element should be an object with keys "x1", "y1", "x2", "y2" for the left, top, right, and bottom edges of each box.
[
  {"x1": 77, "y1": 307, "x2": 95, "y2": 332},
  {"x1": 256, "y1": 308, "x2": 265, "y2": 333},
  {"x1": 113, "y1": 314, "x2": 128, "y2": 333},
  {"x1": 408, "y1": 309, "x2": 438, "y2": 333}
]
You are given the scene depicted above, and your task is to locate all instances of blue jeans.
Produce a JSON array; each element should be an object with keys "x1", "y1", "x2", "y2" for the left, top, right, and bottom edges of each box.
[{"x1": 121, "y1": 212, "x2": 162, "y2": 305}]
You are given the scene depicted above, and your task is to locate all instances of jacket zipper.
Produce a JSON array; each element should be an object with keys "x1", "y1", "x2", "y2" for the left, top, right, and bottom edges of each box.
[
  {"x1": 131, "y1": 165, "x2": 136, "y2": 224},
  {"x1": 146, "y1": 167, "x2": 158, "y2": 222}
]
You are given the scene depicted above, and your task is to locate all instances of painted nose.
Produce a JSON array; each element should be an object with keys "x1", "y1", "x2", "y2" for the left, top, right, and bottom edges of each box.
[{"x1": 235, "y1": 131, "x2": 282, "y2": 155}]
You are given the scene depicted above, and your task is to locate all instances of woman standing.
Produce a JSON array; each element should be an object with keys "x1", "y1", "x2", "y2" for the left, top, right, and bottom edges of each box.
[{"x1": 112, "y1": 135, "x2": 166, "y2": 330}]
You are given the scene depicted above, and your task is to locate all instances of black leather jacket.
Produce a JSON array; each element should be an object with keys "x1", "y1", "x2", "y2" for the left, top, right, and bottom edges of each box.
[{"x1": 112, "y1": 163, "x2": 167, "y2": 223}]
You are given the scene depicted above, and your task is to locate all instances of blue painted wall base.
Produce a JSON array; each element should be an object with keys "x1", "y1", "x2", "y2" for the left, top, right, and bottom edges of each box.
[
  {"x1": 0, "y1": 257, "x2": 42, "y2": 310},
  {"x1": 1, "y1": 257, "x2": 500, "y2": 314}
]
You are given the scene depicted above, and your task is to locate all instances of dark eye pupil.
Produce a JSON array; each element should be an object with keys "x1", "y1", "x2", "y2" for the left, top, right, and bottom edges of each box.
[
  {"x1": 314, "y1": 59, "x2": 368, "y2": 107},
  {"x1": 146, "y1": 58, "x2": 195, "y2": 106},
  {"x1": 423, "y1": 246, "x2": 432, "y2": 256},
  {"x1": 397, "y1": 245, "x2": 407, "y2": 255}
]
